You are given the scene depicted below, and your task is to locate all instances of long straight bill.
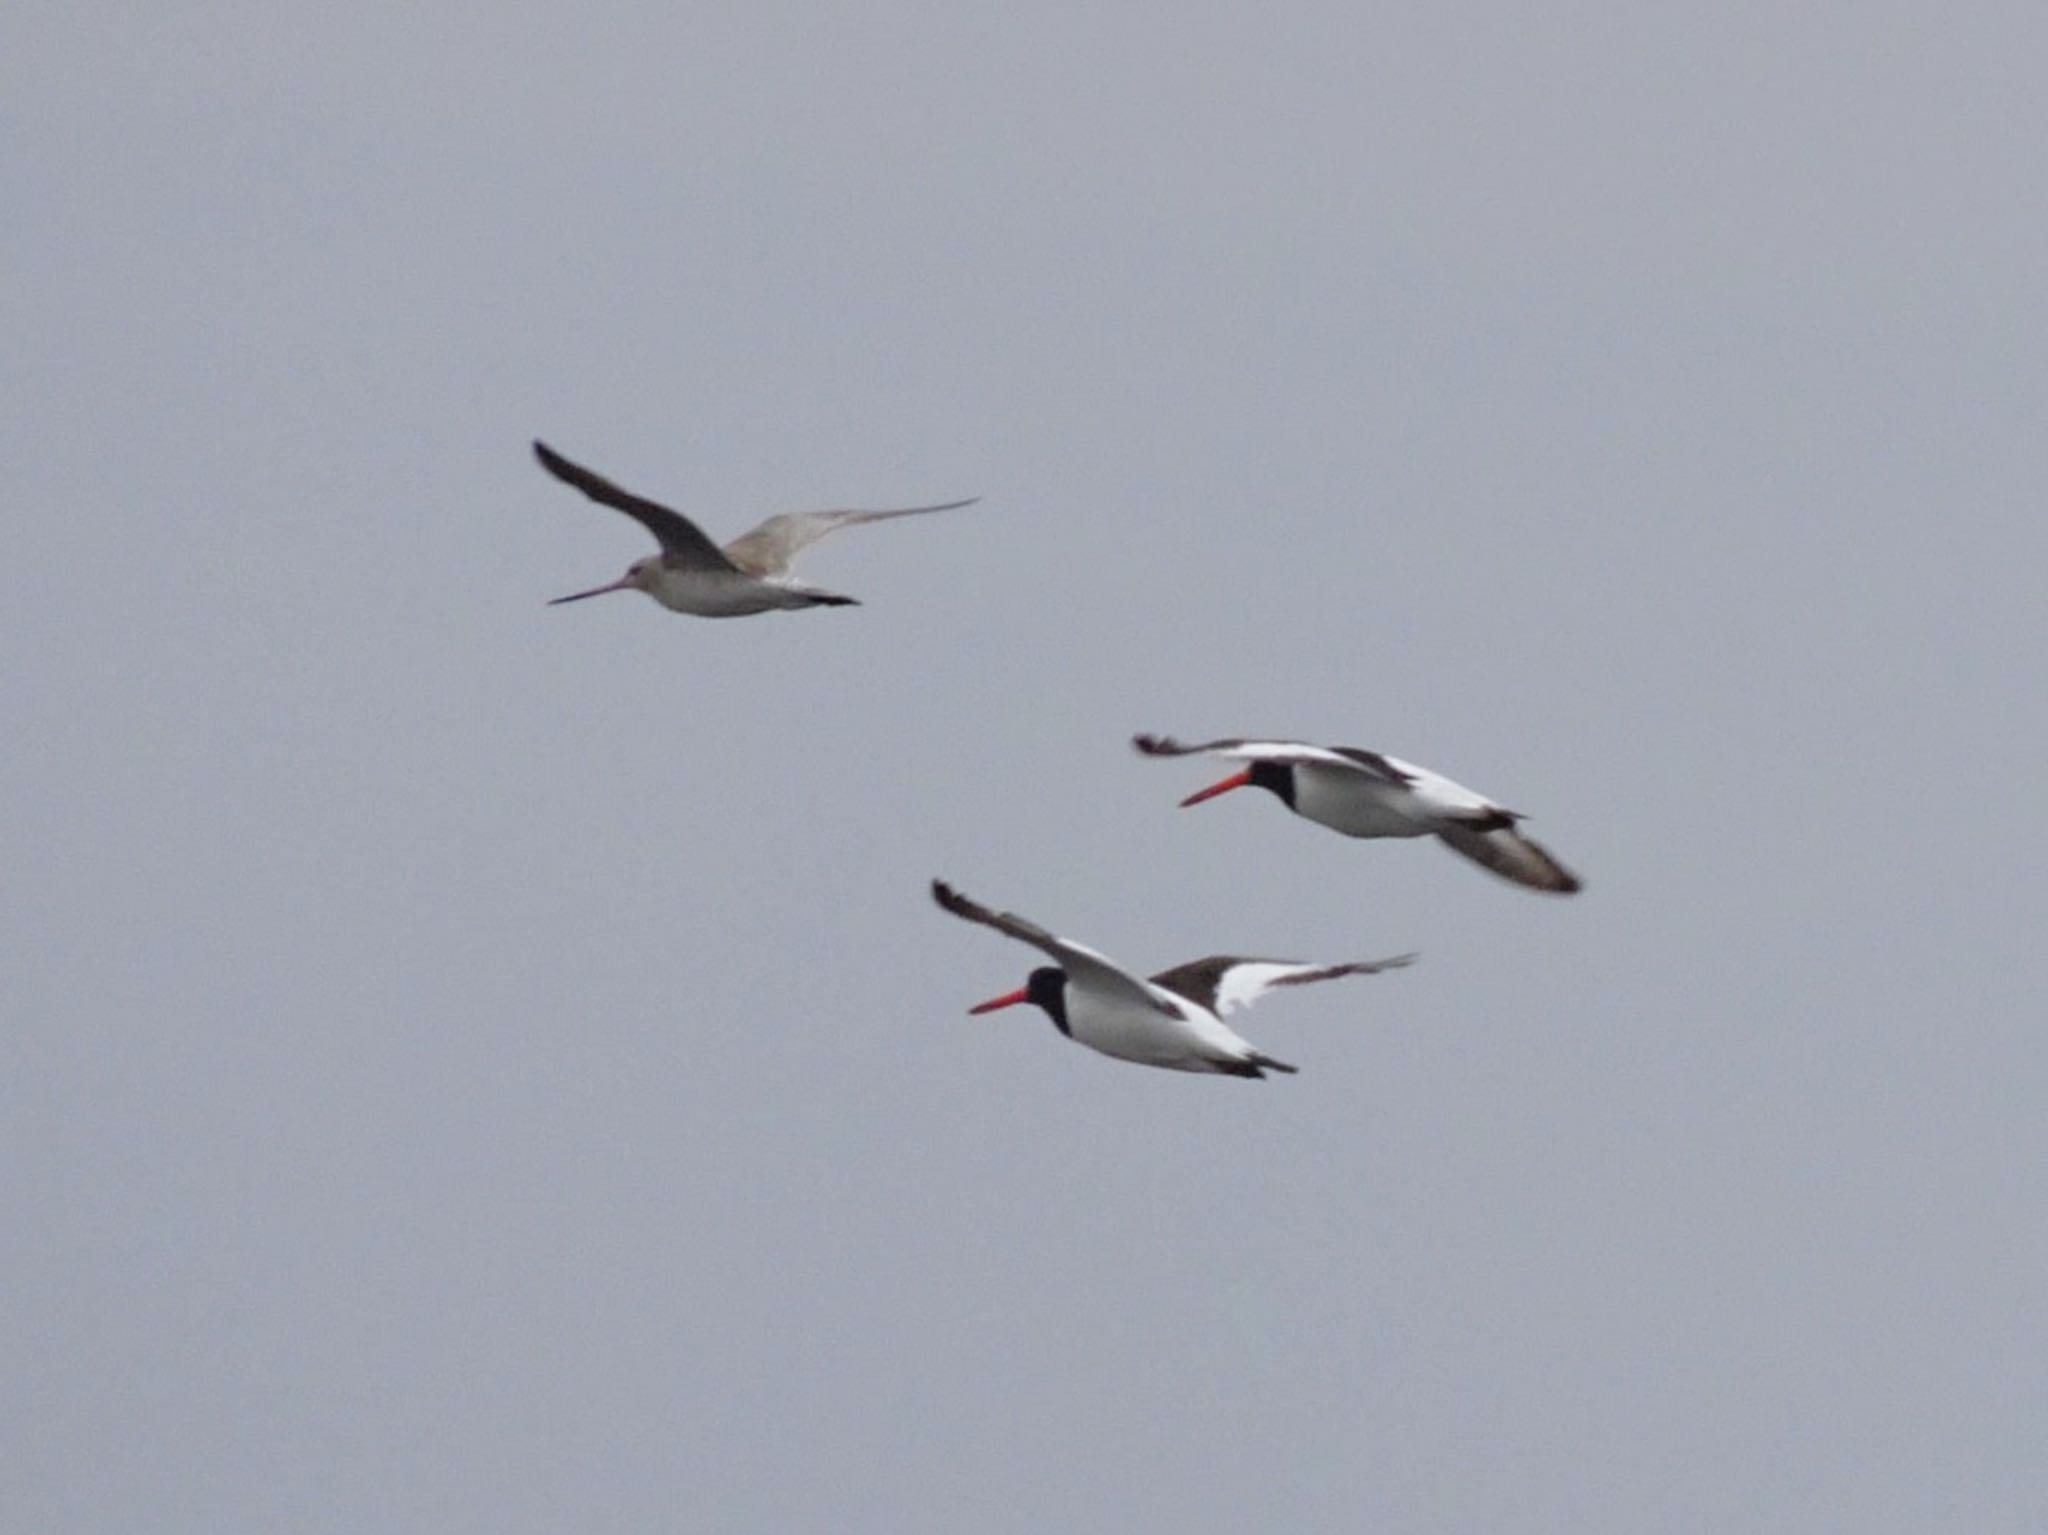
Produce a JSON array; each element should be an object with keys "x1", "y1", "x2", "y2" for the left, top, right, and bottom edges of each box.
[
  {"x1": 1179, "y1": 768, "x2": 1254, "y2": 807},
  {"x1": 548, "y1": 575, "x2": 637, "y2": 605}
]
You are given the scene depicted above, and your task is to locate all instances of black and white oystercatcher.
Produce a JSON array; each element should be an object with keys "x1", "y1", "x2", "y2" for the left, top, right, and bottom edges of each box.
[
  {"x1": 534, "y1": 440, "x2": 976, "y2": 616},
  {"x1": 932, "y1": 880, "x2": 1414, "y2": 1078},
  {"x1": 1134, "y1": 734, "x2": 1582, "y2": 895}
]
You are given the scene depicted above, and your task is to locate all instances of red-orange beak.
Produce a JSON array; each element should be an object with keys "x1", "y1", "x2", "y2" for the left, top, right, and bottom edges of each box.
[
  {"x1": 1179, "y1": 768, "x2": 1254, "y2": 807},
  {"x1": 968, "y1": 986, "x2": 1031, "y2": 1015}
]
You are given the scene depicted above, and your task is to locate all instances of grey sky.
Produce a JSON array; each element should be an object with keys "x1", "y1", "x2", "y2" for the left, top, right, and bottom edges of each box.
[{"x1": 6, "y1": 3, "x2": 2045, "y2": 1530}]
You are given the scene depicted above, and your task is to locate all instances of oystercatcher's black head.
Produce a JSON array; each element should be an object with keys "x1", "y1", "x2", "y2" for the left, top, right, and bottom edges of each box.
[{"x1": 967, "y1": 966, "x2": 1071, "y2": 1036}]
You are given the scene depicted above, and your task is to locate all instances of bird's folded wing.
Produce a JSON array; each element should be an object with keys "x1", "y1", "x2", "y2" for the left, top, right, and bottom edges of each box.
[{"x1": 1434, "y1": 824, "x2": 1582, "y2": 894}]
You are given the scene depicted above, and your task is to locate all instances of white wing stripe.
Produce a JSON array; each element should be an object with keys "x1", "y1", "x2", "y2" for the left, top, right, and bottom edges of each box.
[{"x1": 1213, "y1": 956, "x2": 1416, "y2": 1014}]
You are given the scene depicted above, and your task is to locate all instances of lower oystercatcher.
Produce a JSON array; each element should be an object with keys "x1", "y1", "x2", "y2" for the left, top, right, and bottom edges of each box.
[{"x1": 932, "y1": 880, "x2": 1414, "y2": 1078}]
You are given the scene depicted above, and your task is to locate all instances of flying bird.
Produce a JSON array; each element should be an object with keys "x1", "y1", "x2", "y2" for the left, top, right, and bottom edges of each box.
[
  {"x1": 533, "y1": 440, "x2": 977, "y2": 616},
  {"x1": 1133, "y1": 734, "x2": 1583, "y2": 895},
  {"x1": 931, "y1": 879, "x2": 1414, "y2": 1078}
]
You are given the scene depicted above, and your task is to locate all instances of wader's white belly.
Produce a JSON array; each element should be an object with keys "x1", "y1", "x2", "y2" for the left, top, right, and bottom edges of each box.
[
  {"x1": 650, "y1": 572, "x2": 819, "y2": 617},
  {"x1": 1292, "y1": 764, "x2": 1430, "y2": 839}
]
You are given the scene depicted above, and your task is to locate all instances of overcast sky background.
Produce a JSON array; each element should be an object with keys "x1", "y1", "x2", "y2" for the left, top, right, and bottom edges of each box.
[{"x1": 7, "y1": 4, "x2": 2046, "y2": 1530}]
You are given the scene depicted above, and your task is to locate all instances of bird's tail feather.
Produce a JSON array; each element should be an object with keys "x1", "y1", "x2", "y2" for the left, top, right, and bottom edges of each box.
[{"x1": 1231, "y1": 1052, "x2": 1297, "y2": 1077}]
